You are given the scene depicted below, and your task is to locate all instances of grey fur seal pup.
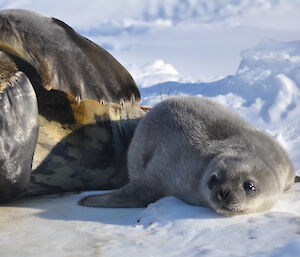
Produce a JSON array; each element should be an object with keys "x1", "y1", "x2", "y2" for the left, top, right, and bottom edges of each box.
[{"x1": 79, "y1": 96, "x2": 295, "y2": 216}]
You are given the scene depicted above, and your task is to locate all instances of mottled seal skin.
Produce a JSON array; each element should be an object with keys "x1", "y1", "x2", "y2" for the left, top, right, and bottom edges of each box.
[
  {"x1": 0, "y1": 53, "x2": 39, "y2": 202},
  {"x1": 80, "y1": 96, "x2": 295, "y2": 216}
]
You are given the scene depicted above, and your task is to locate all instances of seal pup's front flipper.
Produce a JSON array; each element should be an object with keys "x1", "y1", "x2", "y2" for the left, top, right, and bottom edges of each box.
[
  {"x1": 0, "y1": 52, "x2": 38, "y2": 202},
  {"x1": 79, "y1": 180, "x2": 162, "y2": 208}
]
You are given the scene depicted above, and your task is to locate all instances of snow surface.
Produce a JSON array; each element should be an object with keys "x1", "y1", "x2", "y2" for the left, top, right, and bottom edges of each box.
[
  {"x1": 0, "y1": 1, "x2": 299, "y2": 257},
  {"x1": 0, "y1": 186, "x2": 299, "y2": 257}
]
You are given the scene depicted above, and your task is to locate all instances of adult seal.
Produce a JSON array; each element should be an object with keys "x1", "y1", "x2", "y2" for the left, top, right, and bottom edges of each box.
[
  {"x1": 0, "y1": 9, "x2": 146, "y2": 202},
  {"x1": 80, "y1": 97, "x2": 295, "y2": 216}
]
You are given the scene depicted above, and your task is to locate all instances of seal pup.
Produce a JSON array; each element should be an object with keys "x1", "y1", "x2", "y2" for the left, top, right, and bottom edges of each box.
[{"x1": 79, "y1": 96, "x2": 295, "y2": 216}]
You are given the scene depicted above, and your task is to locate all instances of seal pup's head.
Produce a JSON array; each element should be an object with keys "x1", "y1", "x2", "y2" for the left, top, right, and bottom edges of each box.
[{"x1": 200, "y1": 152, "x2": 282, "y2": 216}]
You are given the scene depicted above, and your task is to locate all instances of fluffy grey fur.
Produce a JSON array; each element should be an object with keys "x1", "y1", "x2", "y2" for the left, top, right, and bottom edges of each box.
[{"x1": 79, "y1": 96, "x2": 295, "y2": 216}]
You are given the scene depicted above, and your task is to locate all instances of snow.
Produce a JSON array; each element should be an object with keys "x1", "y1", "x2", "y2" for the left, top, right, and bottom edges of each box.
[
  {"x1": 130, "y1": 59, "x2": 180, "y2": 88},
  {"x1": 0, "y1": 1, "x2": 300, "y2": 257},
  {"x1": 0, "y1": 186, "x2": 299, "y2": 257}
]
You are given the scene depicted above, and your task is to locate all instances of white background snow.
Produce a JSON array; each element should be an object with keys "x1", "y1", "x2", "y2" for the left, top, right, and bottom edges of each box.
[{"x1": 0, "y1": 1, "x2": 299, "y2": 256}]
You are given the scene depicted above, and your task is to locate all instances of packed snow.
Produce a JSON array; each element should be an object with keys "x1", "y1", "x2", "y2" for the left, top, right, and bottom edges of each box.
[{"x1": 0, "y1": 1, "x2": 299, "y2": 257}]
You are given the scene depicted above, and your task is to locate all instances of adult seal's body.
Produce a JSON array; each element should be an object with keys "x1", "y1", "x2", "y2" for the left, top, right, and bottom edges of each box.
[
  {"x1": 0, "y1": 9, "x2": 145, "y2": 202},
  {"x1": 80, "y1": 97, "x2": 295, "y2": 216}
]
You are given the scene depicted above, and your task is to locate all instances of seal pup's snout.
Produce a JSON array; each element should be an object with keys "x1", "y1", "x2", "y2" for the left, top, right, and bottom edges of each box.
[
  {"x1": 207, "y1": 172, "x2": 238, "y2": 206},
  {"x1": 212, "y1": 186, "x2": 242, "y2": 216},
  {"x1": 215, "y1": 186, "x2": 240, "y2": 205},
  {"x1": 207, "y1": 171, "x2": 243, "y2": 215},
  {"x1": 216, "y1": 188, "x2": 232, "y2": 203}
]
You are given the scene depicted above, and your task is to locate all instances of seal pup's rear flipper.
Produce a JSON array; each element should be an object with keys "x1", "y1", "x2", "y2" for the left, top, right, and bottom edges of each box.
[
  {"x1": 79, "y1": 181, "x2": 162, "y2": 208},
  {"x1": 0, "y1": 52, "x2": 38, "y2": 202}
]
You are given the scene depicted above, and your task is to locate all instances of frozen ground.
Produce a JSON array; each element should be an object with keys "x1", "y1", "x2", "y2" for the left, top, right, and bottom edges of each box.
[{"x1": 0, "y1": 1, "x2": 300, "y2": 257}]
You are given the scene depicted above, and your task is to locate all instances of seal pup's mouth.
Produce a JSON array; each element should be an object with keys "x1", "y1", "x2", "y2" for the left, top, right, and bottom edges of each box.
[
  {"x1": 209, "y1": 199, "x2": 245, "y2": 216},
  {"x1": 218, "y1": 205, "x2": 245, "y2": 216}
]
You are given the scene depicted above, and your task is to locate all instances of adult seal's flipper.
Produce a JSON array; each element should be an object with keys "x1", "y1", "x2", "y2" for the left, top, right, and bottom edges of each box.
[{"x1": 0, "y1": 53, "x2": 38, "y2": 202}]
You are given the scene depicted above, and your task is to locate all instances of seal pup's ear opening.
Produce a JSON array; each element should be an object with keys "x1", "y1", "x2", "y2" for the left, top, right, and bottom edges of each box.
[{"x1": 0, "y1": 53, "x2": 39, "y2": 202}]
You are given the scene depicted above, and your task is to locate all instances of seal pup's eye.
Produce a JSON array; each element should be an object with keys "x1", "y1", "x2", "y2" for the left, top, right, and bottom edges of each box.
[{"x1": 243, "y1": 181, "x2": 256, "y2": 192}]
